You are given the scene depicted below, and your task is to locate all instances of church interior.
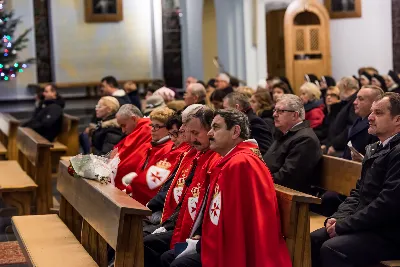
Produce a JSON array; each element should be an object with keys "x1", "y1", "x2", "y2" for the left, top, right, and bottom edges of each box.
[{"x1": 0, "y1": 0, "x2": 399, "y2": 266}]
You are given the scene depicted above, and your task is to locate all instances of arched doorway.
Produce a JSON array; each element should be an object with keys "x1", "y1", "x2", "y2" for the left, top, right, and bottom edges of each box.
[{"x1": 202, "y1": 0, "x2": 218, "y2": 81}]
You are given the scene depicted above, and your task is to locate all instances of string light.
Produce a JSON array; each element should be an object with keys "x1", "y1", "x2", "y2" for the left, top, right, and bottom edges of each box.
[{"x1": 0, "y1": 0, "x2": 32, "y2": 81}]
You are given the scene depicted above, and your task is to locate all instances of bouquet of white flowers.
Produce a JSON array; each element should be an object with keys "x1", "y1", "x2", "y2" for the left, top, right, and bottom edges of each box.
[{"x1": 68, "y1": 149, "x2": 120, "y2": 184}]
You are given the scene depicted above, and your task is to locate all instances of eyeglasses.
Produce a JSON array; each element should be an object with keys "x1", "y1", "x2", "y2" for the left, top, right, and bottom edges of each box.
[
  {"x1": 168, "y1": 130, "x2": 179, "y2": 138},
  {"x1": 273, "y1": 109, "x2": 296, "y2": 115},
  {"x1": 150, "y1": 124, "x2": 166, "y2": 131}
]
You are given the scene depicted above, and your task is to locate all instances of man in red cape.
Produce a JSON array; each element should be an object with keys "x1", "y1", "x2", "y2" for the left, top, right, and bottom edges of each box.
[
  {"x1": 113, "y1": 104, "x2": 152, "y2": 190},
  {"x1": 143, "y1": 106, "x2": 219, "y2": 267},
  {"x1": 122, "y1": 107, "x2": 191, "y2": 205},
  {"x1": 162, "y1": 109, "x2": 291, "y2": 267}
]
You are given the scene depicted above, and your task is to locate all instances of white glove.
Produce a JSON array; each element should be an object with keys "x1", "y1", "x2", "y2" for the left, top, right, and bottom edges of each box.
[
  {"x1": 176, "y1": 239, "x2": 198, "y2": 259},
  {"x1": 152, "y1": 227, "x2": 167, "y2": 234},
  {"x1": 122, "y1": 172, "x2": 137, "y2": 186}
]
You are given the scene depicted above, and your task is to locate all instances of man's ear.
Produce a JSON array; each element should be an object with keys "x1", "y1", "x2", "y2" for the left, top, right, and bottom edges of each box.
[
  {"x1": 232, "y1": 125, "x2": 241, "y2": 139},
  {"x1": 235, "y1": 104, "x2": 241, "y2": 111}
]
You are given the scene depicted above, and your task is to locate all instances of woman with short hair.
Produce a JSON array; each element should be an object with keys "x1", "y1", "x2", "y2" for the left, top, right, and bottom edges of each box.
[
  {"x1": 299, "y1": 82, "x2": 325, "y2": 129},
  {"x1": 90, "y1": 96, "x2": 124, "y2": 155}
]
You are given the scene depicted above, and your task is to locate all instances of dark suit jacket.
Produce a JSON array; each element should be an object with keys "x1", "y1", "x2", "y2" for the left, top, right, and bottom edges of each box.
[
  {"x1": 322, "y1": 92, "x2": 358, "y2": 150},
  {"x1": 245, "y1": 108, "x2": 273, "y2": 155},
  {"x1": 263, "y1": 121, "x2": 322, "y2": 193},
  {"x1": 342, "y1": 117, "x2": 379, "y2": 160}
]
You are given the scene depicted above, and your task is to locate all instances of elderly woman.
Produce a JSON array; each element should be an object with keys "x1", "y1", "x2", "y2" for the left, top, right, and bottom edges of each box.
[
  {"x1": 81, "y1": 96, "x2": 124, "y2": 155},
  {"x1": 299, "y1": 82, "x2": 325, "y2": 129}
]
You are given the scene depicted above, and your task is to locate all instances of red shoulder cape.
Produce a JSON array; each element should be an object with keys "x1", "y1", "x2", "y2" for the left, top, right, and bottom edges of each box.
[
  {"x1": 201, "y1": 141, "x2": 292, "y2": 267},
  {"x1": 161, "y1": 147, "x2": 198, "y2": 223},
  {"x1": 127, "y1": 141, "x2": 191, "y2": 205},
  {"x1": 113, "y1": 118, "x2": 152, "y2": 190},
  {"x1": 170, "y1": 150, "x2": 220, "y2": 249}
]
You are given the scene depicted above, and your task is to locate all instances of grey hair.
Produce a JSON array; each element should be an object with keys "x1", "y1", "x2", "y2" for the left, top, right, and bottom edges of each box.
[
  {"x1": 116, "y1": 104, "x2": 143, "y2": 118},
  {"x1": 223, "y1": 92, "x2": 251, "y2": 110},
  {"x1": 277, "y1": 94, "x2": 305, "y2": 120},
  {"x1": 189, "y1": 83, "x2": 206, "y2": 100},
  {"x1": 182, "y1": 104, "x2": 204, "y2": 123}
]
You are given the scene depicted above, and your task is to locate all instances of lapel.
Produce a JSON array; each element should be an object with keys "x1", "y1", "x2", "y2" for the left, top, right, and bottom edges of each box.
[{"x1": 348, "y1": 117, "x2": 369, "y2": 139}]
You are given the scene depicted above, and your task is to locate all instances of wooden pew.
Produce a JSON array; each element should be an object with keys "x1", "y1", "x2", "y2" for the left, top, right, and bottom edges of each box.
[
  {"x1": 12, "y1": 160, "x2": 151, "y2": 267},
  {"x1": 0, "y1": 127, "x2": 54, "y2": 216},
  {"x1": 310, "y1": 155, "x2": 400, "y2": 267},
  {"x1": 0, "y1": 112, "x2": 20, "y2": 160},
  {"x1": 275, "y1": 184, "x2": 321, "y2": 267},
  {"x1": 28, "y1": 79, "x2": 156, "y2": 97},
  {"x1": 50, "y1": 113, "x2": 80, "y2": 171},
  {"x1": 57, "y1": 113, "x2": 79, "y2": 156},
  {"x1": 310, "y1": 155, "x2": 361, "y2": 232},
  {"x1": 16, "y1": 127, "x2": 53, "y2": 214}
]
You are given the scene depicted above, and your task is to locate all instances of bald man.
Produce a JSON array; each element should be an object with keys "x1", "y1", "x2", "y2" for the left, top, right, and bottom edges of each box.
[{"x1": 184, "y1": 83, "x2": 207, "y2": 106}]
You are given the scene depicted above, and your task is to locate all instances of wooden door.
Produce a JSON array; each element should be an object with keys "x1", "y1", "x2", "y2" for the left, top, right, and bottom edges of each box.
[{"x1": 266, "y1": 9, "x2": 286, "y2": 77}]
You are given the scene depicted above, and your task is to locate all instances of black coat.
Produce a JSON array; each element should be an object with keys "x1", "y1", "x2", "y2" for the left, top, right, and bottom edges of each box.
[
  {"x1": 127, "y1": 91, "x2": 142, "y2": 110},
  {"x1": 263, "y1": 121, "x2": 322, "y2": 193},
  {"x1": 315, "y1": 102, "x2": 343, "y2": 141},
  {"x1": 342, "y1": 117, "x2": 379, "y2": 160},
  {"x1": 91, "y1": 115, "x2": 124, "y2": 155},
  {"x1": 23, "y1": 97, "x2": 65, "y2": 142},
  {"x1": 332, "y1": 134, "x2": 400, "y2": 244},
  {"x1": 245, "y1": 109, "x2": 273, "y2": 155},
  {"x1": 322, "y1": 92, "x2": 358, "y2": 150}
]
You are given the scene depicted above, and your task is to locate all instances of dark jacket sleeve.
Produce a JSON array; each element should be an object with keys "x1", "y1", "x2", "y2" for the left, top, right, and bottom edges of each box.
[
  {"x1": 330, "y1": 181, "x2": 360, "y2": 221},
  {"x1": 272, "y1": 135, "x2": 321, "y2": 191},
  {"x1": 250, "y1": 123, "x2": 273, "y2": 155},
  {"x1": 98, "y1": 131, "x2": 124, "y2": 155},
  {"x1": 335, "y1": 154, "x2": 400, "y2": 234},
  {"x1": 147, "y1": 177, "x2": 174, "y2": 212}
]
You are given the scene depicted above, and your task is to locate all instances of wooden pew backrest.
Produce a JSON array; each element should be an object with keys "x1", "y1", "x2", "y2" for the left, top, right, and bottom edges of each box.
[
  {"x1": 16, "y1": 127, "x2": 53, "y2": 214},
  {"x1": 57, "y1": 161, "x2": 151, "y2": 266},
  {"x1": 319, "y1": 155, "x2": 362, "y2": 196},
  {"x1": 0, "y1": 113, "x2": 20, "y2": 160},
  {"x1": 57, "y1": 113, "x2": 79, "y2": 156},
  {"x1": 275, "y1": 184, "x2": 321, "y2": 267}
]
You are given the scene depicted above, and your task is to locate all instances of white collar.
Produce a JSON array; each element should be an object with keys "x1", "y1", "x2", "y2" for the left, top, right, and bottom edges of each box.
[
  {"x1": 381, "y1": 134, "x2": 398, "y2": 147},
  {"x1": 112, "y1": 89, "x2": 126, "y2": 97}
]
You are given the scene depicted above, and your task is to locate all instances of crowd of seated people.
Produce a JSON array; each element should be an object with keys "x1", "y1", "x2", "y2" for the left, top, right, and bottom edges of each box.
[{"x1": 25, "y1": 67, "x2": 400, "y2": 266}]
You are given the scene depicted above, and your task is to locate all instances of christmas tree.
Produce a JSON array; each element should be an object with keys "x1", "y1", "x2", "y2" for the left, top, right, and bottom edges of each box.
[{"x1": 0, "y1": 0, "x2": 34, "y2": 81}]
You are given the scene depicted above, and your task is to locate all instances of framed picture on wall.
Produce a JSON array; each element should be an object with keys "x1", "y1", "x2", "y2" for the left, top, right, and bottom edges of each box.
[
  {"x1": 85, "y1": 0, "x2": 123, "y2": 23},
  {"x1": 324, "y1": 0, "x2": 361, "y2": 19}
]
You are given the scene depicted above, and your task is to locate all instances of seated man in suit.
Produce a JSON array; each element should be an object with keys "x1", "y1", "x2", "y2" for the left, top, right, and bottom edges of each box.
[
  {"x1": 223, "y1": 92, "x2": 273, "y2": 154},
  {"x1": 343, "y1": 85, "x2": 383, "y2": 161},
  {"x1": 311, "y1": 92, "x2": 400, "y2": 267},
  {"x1": 263, "y1": 94, "x2": 321, "y2": 193}
]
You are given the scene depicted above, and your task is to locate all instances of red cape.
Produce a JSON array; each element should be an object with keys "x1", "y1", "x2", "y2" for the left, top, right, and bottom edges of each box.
[
  {"x1": 161, "y1": 147, "x2": 198, "y2": 223},
  {"x1": 113, "y1": 118, "x2": 152, "y2": 190},
  {"x1": 201, "y1": 141, "x2": 292, "y2": 267},
  {"x1": 170, "y1": 149, "x2": 220, "y2": 249},
  {"x1": 127, "y1": 141, "x2": 191, "y2": 205}
]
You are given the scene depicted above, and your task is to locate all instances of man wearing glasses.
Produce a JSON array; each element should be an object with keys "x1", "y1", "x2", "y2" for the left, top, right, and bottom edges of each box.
[{"x1": 263, "y1": 94, "x2": 321, "y2": 193}]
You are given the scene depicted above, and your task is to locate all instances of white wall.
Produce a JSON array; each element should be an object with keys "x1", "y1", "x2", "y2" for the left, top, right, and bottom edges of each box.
[
  {"x1": 329, "y1": 0, "x2": 393, "y2": 79},
  {"x1": 50, "y1": 0, "x2": 154, "y2": 83},
  {"x1": 254, "y1": 0, "x2": 393, "y2": 85}
]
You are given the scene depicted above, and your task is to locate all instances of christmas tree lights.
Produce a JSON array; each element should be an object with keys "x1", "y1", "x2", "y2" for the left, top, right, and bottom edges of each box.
[{"x1": 0, "y1": 0, "x2": 34, "y2": 81}]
